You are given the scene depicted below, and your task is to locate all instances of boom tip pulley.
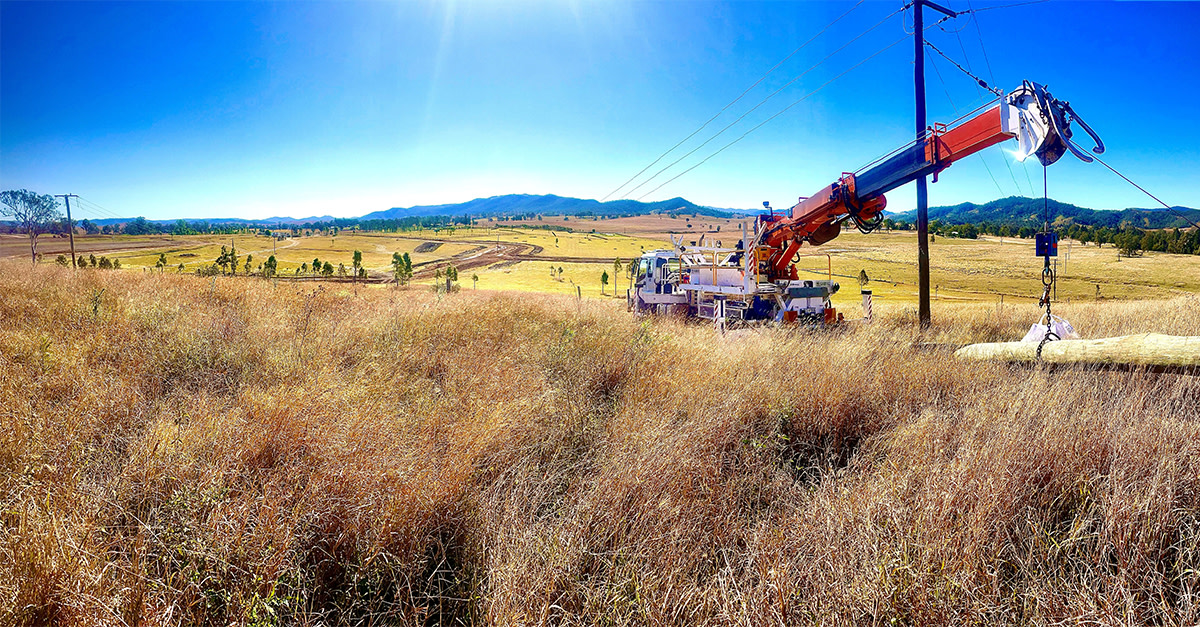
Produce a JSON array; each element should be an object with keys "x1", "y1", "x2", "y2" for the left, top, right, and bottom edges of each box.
[{"x1": 1008, "y1": 81, "x2": 1105, "y2": 166}]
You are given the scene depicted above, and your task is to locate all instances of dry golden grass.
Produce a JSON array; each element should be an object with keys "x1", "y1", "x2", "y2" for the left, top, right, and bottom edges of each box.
[{"x1": 2, "y1": 262, "x2": 1198, "y2": 626}]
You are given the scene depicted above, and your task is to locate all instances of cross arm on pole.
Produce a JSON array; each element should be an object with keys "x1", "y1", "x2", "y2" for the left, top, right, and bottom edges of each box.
[{"x1": 920, "y1": 0, "x2": 958, "y2": 19}]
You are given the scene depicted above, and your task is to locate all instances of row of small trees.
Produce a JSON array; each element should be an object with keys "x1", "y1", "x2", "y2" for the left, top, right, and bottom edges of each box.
[
  {"x1": 187, "y1": 247, "x2": 427, "y2": 285},
  {"x1": 56, "y1": 253, "x2": 120, "y2": 269}
]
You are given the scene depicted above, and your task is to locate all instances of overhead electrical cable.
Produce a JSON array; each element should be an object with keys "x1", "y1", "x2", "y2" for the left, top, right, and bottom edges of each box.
[
  {"x1": 924, "y1": 36, "x2": 1035, "y2": 195},
  {"x1": 81, "y1": 206, "x2": 122, "y2": 221},
  {"x1": 75, "y1": 196, "x2": 118, "y2": 216},
  {"x1": 1091, "y1": 155, "x2": 1200, "y2": 231},
  {"x1": 621, "y1": 5, "x2": 906, "y2": 199},
  {"x1": 1016, "y1": 157, "x2": 1036, "y2": 198},
  {"x1": 926, "y1": 49, "x2": 1005, "y2": 196},
  {"x1": 75, "y1": 196, "x2": 127, "y2": 222},
  {"x1": 598, "y1": 0, "x2": 868, "y2": 202},
  {"x1": 949, "y1": 5, "x2": 979, "y2": 81},
  {"x1": 632, "y1": 0, "x2": 1049, "y2": 201},
  {"x1": 853, "y1": 96, "x2": 997, "y2": 179},
  {"x1": 74, "y1": 198, "x2": 121, "y2": 220},
  {"x1": 636, "y1": 33, "x2": 910, "y2": 201},
  {"x1": 969, "y1": 0, "x2": 1049, "y2": 13},
  {"x1": 923, "y1": 39, "x2": 1000, "y2": 96},
  {"x1": 933, "y1": 23, "x2": 1028, "y2": 195},
  {"x1": 965, "y1": 0, "x2": 998, "y2": 92},
  {"x1": 960, "y1": 0, "x2": 1031, "y2": 197}
]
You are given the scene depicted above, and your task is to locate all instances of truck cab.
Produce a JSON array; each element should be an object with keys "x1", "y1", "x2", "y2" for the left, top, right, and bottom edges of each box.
[{"x1": 628, "y1": 250, "x2": 688, "y2": 315}]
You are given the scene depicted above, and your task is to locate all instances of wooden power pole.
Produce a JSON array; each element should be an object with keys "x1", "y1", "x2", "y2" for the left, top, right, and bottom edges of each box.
[
  {"x1": 912, "y1": 0, "x2": 956, "y2": 329},
  {"x1": 56, "y1": 194, "x2": 79, "y2": 268}
]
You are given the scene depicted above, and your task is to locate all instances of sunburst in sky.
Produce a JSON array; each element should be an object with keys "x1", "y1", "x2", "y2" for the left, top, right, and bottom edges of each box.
[{"x1": 2, "y1": 1, "x2": 1197, "y2": 220}]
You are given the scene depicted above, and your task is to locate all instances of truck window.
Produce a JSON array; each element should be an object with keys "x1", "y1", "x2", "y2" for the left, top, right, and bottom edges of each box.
[{"x1": 636, "y1": 259, "x2": 651, "y2": 283}]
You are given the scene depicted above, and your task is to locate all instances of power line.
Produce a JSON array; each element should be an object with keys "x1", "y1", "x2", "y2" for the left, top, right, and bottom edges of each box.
[
  {"x1": 947, "y1": 3, "x2": 979, "y2": 85},
  {"x1": 924, "y1": 35, "x2": 1035, "y2": 196},
  {"x1": 630, "y1": 0, "x2": 1049, "y2": 201},
  {"x1": 1092, "y1": 155, "x2": 1200, "y2": 230},
  {"x1": 76, "y1": 196, "x2": 122, "y2": 219},
  {"x1": 598, "y1": 0, "x2": 868, "y2": 202},
  {"x1": 73, "y1": 196, "x2": 128, "y2": 223},
  {"x1": 958, "y1": 0, "x2": 1031, "y2": 196},
  {"x1": 1020, "y1": 158, "x2": 1037, "y2": 198},
  {"x1": 74, "y1": 198, "x2": 122, "y2": 220},
  {"x1": 71, "y1": 201, "x2": 111, "y2": 219},
  {"x1": 965, "y1": 0, "x2": 998, "y2": 90},
  {"x1": 637, "y1": 33, "x2": 910, "y2": 201},
  {"x1": 923, "y1": 39, "x2": 1000, "y2": 95},
  {"x1": 621, "y1": 5, "x2": 906, "y2": 199},
  {"x1": 853, "y1": 95, "x2": 1000, "y2": 180},
  {"x1": 925, "y1": 48, "x2": 1005, "y2": 196},
  {"x1": 76, "y1": 196, "x2": 121, "y2": 218},
  {"x1": 970, "y1": 0, "x2": 1049, "y2": 13}
]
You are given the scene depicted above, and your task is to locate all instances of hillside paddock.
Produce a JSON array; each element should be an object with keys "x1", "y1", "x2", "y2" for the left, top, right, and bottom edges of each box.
[{"x1": 2, "y1": 264, "x2": 1198, "y2": 625}]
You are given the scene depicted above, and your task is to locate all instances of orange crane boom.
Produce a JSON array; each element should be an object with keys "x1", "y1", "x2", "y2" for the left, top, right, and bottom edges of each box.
[{"x1": 758, "y1": 81, "x2": 1103, "y2": 279}]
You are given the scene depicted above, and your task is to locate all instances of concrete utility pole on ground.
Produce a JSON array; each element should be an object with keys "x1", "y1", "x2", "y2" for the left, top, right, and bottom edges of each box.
[{"x1": 55, "y1": 194, "x2": 79, "y2": 268}]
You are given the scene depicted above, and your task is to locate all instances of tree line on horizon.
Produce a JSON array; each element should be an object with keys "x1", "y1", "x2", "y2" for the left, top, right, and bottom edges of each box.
[
  {"x1": 877, "y1": 217, "x2": 1200, "y2": 256},
  {"x1": 5, "y1": 188, "x2": 1199, "y2": 263}
]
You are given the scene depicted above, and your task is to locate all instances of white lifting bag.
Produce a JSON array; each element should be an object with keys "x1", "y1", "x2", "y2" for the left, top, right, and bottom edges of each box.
[{"x1": 1021, "y1": 314, "x2": 1080, "y2": 343}]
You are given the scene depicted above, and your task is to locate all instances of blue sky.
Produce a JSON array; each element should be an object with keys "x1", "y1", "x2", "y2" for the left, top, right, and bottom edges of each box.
[{"x1": 2, "y1": 0, "x2": 1197, "y2": 221}]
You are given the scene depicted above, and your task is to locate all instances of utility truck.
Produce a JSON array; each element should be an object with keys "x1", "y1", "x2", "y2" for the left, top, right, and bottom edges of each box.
[{"x1": 627, "y1": 81, "x2": 1103, "y2": 325}]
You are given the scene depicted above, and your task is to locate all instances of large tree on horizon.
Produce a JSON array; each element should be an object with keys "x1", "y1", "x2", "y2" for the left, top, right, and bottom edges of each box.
[{"x1": 1, "y1": 189, "x2": 62, "y2": 263}]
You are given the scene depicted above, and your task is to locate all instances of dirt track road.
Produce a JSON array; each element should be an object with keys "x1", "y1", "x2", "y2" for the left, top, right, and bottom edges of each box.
[{"x1": 407, "y1": 239, "x2": 621, "y2": 279}]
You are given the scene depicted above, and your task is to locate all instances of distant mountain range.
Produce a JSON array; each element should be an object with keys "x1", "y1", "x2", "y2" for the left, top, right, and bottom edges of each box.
[
  {"x1": 359, "y1": 194, "x2": 725, "y2": 220},
  {"x1": 50, "y1": 193, "x2": 1198, "y2": 230},
  {"x1": 75, "y1": 194, "x2": 731, "y2": 226},
  {"x1": 890, "y1": 196, "x2": 1200, "y2": 230}
]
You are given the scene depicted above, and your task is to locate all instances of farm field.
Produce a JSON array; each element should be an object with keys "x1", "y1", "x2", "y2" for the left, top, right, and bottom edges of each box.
[
  {"x1": 2, "y1": 263, "x2": 1197, "y2": 625},
  {"x1": 5, "y1": 0, "x2": 1197, "y2": 623},
  {"x1": 9, "y1": 221, "x2": 1199, "y2": 307}
]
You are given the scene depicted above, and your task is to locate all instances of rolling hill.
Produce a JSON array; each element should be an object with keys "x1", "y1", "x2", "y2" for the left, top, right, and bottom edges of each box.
[
  {"x1": 24, "y1": 194, "x2": 1198, "y2": 231},
  {"x1": 891, "y1": 196, "x2": 1199, "y2": 229},
  {"x1": 358, "y1": 194, "x2": 731, "y2": 220}
]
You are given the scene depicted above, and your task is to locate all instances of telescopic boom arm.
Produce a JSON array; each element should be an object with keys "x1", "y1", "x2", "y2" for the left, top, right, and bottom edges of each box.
[{"x1": 758, "y1": 81, "x2": 1103, "y2": 279}]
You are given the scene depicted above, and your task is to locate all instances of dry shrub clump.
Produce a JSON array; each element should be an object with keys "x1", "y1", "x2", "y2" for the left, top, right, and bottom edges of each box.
[{"x1": 1, "y1": 261, "x2": 1198, "y2": 626}]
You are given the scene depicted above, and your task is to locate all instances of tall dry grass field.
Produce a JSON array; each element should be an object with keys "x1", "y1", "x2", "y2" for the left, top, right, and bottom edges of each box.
[{"x1": 2, "y1": 262, "x2": 1198, "y2": 626}]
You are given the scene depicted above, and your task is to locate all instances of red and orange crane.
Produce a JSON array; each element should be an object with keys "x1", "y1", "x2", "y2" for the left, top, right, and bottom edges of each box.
[
  {"x1": 629, "y1": 81, "x2": 1103, "y2": 325},
  {"x1": 757, "y1": 81, "x2": 1104, "y2": 280}
]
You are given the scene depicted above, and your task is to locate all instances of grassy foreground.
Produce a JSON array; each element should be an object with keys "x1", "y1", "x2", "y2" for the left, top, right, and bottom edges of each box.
[{"x1": 2, "y1": 264, "x2": 1198, "y2": 626}]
